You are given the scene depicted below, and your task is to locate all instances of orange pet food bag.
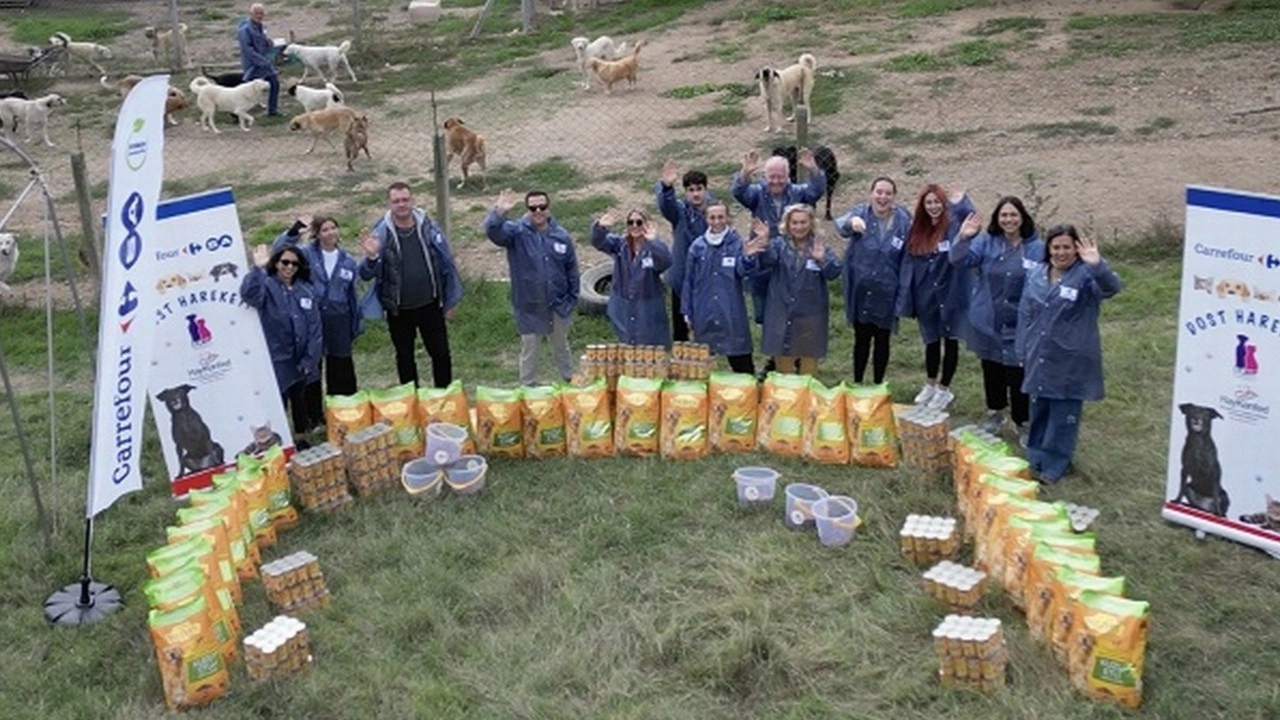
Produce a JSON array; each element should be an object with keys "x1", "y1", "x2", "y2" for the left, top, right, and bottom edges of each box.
[
  {"x1": 660, "y1": 380, "x2": 709, "y2": 460},
  {"x1": 417, "y1": 380, "x2": 476, "y2": 453},
  {"x1": 615, "y1": 376, "x2": 662, "y2": 457},
  {"x1": 521, "y1": 385, "x2": 568, "y2": 459},
  {"x1": 474, "y1": 386, "x2": 525, "y2": 458},
  {"x1": 325, "y1": 391, "x2": 372, "y2": 448},
  {"x1": 803, "y1": 378, "x2": 850, "y2": 464},
  {"x1": 1070, "y1": 592, "x2": 1150, "y2": 709},
  {"x1": 258, "y1": 444, "x2": 298, "y2": 530},
  {"x1": 758, "y1": 373, "x2": 809, "y2": 456},
  {"x1": 563, "y1": 379, "x2": 614, "y2": 458},
  {"x1": 845, "y1": 382, "x2": 898, "y2": 468},
  {"x1": 370, "y1": 382, "x2": 424, "y2": 464},
  {"x1": 708, "y1": 372, "x2": 757, "y2": 453},
  {"x1": 147, "y1": 596, "x2": 230, "y2": 712},
  {"x1": 1046, "y1": 567, "x2": 1126, "y2": 660}
]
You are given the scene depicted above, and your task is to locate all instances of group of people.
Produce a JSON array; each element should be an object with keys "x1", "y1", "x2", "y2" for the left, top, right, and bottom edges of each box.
[{"x1": 244, "y1": 149, "x2": 1121, "y2": 483}]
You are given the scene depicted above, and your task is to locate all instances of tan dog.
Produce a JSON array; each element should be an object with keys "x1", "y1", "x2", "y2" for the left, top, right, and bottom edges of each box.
[
  {"x1": 344, "y1": 115, "x2": 370, "y2": 171},
  {"x1": 442, "y1": 117, "x2": 487, "y2": 189},
  {"x1": 289, "y1": 106, "x2": 360, "y2": 154},
  {"x1": 756, "y1": 53, "x2": 816, "y2": 132},
  {"x1": 144, "y1": 23, "x2": 188, "y2": 61},
  {"x1": 587, "y1": 39, "x2": 645, "y2": 94},
  {"x1": 156, "y1": 274, "x2": 188, "y2": 294},
  {"x1": 102, "y1": 75, "x2": 187, "y2": 126},
  {"x1": 1216, "y1": 278, "x2": 1251, "y2": 301}
]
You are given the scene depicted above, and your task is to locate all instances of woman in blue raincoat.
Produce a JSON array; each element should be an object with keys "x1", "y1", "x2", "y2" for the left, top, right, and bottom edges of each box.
[
  {"x1": 746, "y1": 204, "x2": 841, "y2": 376},
  {"x1": 590, "y1": 208, "x2": 673, "y2": 348},
  {"x1": 951, "y1": 196, "x2": 1043, "y2": 445},
  {"x1": 241, "y1": 244, "x2": 323, "y2": 444},
  {"x1": 681, "y1": 201, "x2": 754, "y2": 375},
  {"x1": 1017, "y1": 225, "x2": 1121, "y2": 483},
  {"x1": 836, "y1": 176, "x2": 911, "y2": 385},
  {"x1": 897, "y1": 184, "x2": 975, "y2": 410}
]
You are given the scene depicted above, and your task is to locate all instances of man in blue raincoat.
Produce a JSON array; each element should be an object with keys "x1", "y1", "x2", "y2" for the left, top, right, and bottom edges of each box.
[
  {"x1": 237, "y1": 3, "x2": 280, "y2": 116},
  {"x1": 656, "y1": 160, "x2": 713, "y2": 344}
]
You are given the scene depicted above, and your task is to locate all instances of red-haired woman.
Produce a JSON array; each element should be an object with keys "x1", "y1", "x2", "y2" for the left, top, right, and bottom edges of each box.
[{"x1": 896, "y1": 184, "x2": 975, "y2": 410}]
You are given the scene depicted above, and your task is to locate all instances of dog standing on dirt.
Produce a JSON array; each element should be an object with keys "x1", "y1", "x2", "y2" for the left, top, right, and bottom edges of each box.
[
  {"x1": 288, "y1": 82, "x2": 344, "y2": 113},
  {"x1": 284, "y1": 40, "x2": 358, "y2": 84},
  {"x1": 190, "y1": 77, "x2": 269, "y2": 133},
  {"x1": 756, "y1": 53, "x2": 816, "y2": 132},
  {"x1": 1173, "y1": 403, "x2": 1230, "y2": 517},
  {"x1": 49, "y1": 32, "x2": 112, "y2": 75},
  {"x1": 289, "y1": 105, "x2": 360, "y2": 154},
  {"x1": 145, "y1": 23, "x2": 188, "y2": 62},
  {"x1": 587, "y1": 39, "x2": 646, "y2": 94},
  {"x1": 0, "y1": 93, "x2": 67, "y2": 147},
  {"x1": 442, "y1": 116, "x2": 487, "y2": 189},
  {"x1": 0, "y1": 232, "x2": 18, "y2": 296},
  {"x1": 344, "y1": 114, "x2": 370, "y2": 171},
  {"x1": 156, "y1": 383, "x2": 225, "y2": 474},
  {"x1": 102, "y1": 75, "x2": 188, "y2": 126},
  {"x1": 571, "y1": 35, "x2": 628, "y2": 90}
]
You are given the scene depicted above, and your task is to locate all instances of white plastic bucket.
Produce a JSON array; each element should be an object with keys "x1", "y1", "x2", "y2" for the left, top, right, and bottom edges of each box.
[
  {"x1": 426, "y1": 422, "x2": 468, "y2": 466},
  {"x1": 783, "y1": 483, "x2": 829, "y2": 530},
  {"x1": 444, "y1": 454, "x2": 488, "y2": 496},
  {"x1": 733, "y1": 466, "x2": 779, "y2": 508},
  {"x1": 812, "y1": 496, "x2": 859, "y2": 547},
  {"x1": 401, "y1": 458, "x2": 443, "y2": 497}
]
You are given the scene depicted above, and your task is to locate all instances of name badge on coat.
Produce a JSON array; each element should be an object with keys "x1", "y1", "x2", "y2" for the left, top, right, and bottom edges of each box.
[
  {"x1": 721, "y1": 256, "x2": 736, "y2": 268},
  {"x1": 300, "y1": 297, "x2": 314, "y2": 310},
  {"x1": 339, "y1": 268, "x2": 354, "y2": 281},
  {"x1": 1022, "y1": 258, "x2": 1038, "y2": 270},
  {"x1": 553, "y1": 242, "x2": 567, "y2": 254},
  {"x1": 805, "y1": 259, "x2": 820, "y2": 271},
  {"x1": 938, "y1": 241, "x2": 951, "y2": 252},
  {"x1": 641, "y1": 257, "x2": 654, "y2": 269},
  {"x1": 1059, "y1": 286, "x2": 1079, "y2": 302},
  {"x1": 891, "y1": 236, "x2": 904, "y2": 250}
]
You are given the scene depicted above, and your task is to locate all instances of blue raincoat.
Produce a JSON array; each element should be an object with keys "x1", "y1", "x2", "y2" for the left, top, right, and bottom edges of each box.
[
  {"x1": 1016, "y1": 258, "x2": 1122, "y2": 401},
  {"x1": 836, "y1": 202, "x2": 912, "y2": 331},
  {"x1": 950, "y1": 231, "x2": 1044, "y2": 365},
  {"x1": 272, "y1": 231, "x2": 362, "y2": 356},
  {"x1": 590, "y1": 223, "x2": 673, "y2": 347},
  {"x1": 484, "y1": 209, "x2": 580, "y2": 335},
  {"x1": 897, "y1": 195, "x2": 976, "y2": 343},
  {"x1": 680, "y1": 229, "x2": 753, "y2": 357},
  {"x1": 730, "y1": 169, "x2": 827, "y2": 322},
  {"x1": 241, "y1": 267, "x2": 323, "y2": 393},
  {"x1": 655, "y1": 181, "x2": 714, "y2": 293},
  {"x1": 747, "y1": 235, "x2": 841, "y2": 358}
]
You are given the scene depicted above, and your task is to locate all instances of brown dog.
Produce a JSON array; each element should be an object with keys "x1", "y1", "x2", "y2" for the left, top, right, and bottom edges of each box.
[
  {"x1": 289, "y1": 106, "x2": 360, "y2": 154},
  {"x1": 587, "y1": 39, "x2": 646, "y2": 93},
  {"x1": 344, "y1": 115, "x2": 370, "y2": 172},
  {"x1": 442, "y1": 116, "x2": 487, "y2": 189},
  {"x1": 102, "y1": 75, "x2": 187, "y2": 126}
]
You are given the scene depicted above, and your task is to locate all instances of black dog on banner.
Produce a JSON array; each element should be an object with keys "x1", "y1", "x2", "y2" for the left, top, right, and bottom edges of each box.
[
  {"x1": 156, "y1": 383, "x2": 225, "y2": 474},
  {"x1": 771, "y1": 145, "x2": 840, "y2": 220},
  {"x1": 1173, "y1": 403, "x2": 1229, "y2": 517}
]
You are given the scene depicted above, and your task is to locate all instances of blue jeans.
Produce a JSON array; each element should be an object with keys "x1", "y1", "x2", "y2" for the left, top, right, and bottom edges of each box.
[
  {"x1": 1026, "y1": 397, "x2": 1083, "y2": 482},
  {"x1": 244, "y1": 68, "x2": 280, "y2": 115}
]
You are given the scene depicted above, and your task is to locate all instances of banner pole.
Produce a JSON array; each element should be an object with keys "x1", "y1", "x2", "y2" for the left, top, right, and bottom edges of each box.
[{"x1": 45, "y1": 517, "x2": 121, "y2": 625}]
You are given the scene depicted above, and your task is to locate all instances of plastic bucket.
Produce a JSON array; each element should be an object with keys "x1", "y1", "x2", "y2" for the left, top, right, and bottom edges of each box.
[
  {"x1": 444, "y1": 454, "x2": 487, "y2": 496},
  {"x1": 401, "y1": 458, "x2": 443, "y2": 497},
  {"x1": 783, "y1": 483, "x2": 829, "y2": 530},
  {"x1": 733, "y1": 466, "x2": 779, "y2": 509},
  {"x1": 811, "y1": 496, "x2": 859, "y2": 547},
  {"x1": 426, "y1": 422, "x2": 468, "y2": 466}
]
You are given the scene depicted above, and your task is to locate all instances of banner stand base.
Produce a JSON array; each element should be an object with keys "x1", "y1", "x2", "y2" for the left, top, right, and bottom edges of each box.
[{"x1": 44, "y1": 578, "x2": 122, "y2": 626}]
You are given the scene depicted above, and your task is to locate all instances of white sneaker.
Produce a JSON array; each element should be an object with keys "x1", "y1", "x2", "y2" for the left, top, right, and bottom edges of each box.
[
  {"x1": 928, "y1": 387, "x2": 955, "y2": 410},
  {"x1": 980, "y1": 410, "x2": 1004, "y2": 435},
  {"x1": 1017, "y1": 423, "x2": 1030, "y2": 450},
  {"x1": 913, "y1": 384, "x2": 937, "y2": 405}
]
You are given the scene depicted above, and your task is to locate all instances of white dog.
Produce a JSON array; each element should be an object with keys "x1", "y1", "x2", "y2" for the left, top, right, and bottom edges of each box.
[
  {"x1": 756, "y1": 53, "x2": 816, "y2": 133},
  {"x1": 189, "y1": 77, "x2": 268, "y2": 133},
  {"x1": 283, "y1": 40, "x2": 357, "y2": 84},
  {"x1": 288, "y1": 82, "x2": 344, "y2": 113},
  {"x1": 0, "y1": 94, "x2": 67, "y2": 147},
  {"x1": 144, "y1": 23, "x2": 188, "y2": 61},
  {"x1": 0, "y1": 232, "x2": 17, "y2": 296},
  {"x1": 49, "y1": 32, "x2": 112, "y2": 75},
  {"x1": 570, "y1": 35, "x2": 628, "y2": 90}
]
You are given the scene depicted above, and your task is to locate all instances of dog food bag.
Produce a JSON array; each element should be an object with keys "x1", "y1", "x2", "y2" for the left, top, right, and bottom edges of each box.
[
  {"x1": 976, "y1": 493, "x2": 1060, "y2": 580},
  {"x1": 803, "y1": 378, "x2": 850, "y2": 464},
  {"x1": 968, "y1": 464, "x2": 1038, "y2": 539},
  {"x1": 142, "y1": 565, "x2": 239, "y2": 666},
  {"x1": 615, "y1": 375, "x2": 663, "y2": 457},
  {"x1": 1047, "y1": 567, "x2": 1127, "y2": 660},
  {"x1": 708, "y1": 372, "x2": 757, "y2": 453},
  {"x1": 161, "y1": 523, "x2": 242, "y2": 606},
  {"x1": 1001, "y1": 513, "x2": 1077, "y2": 605},
  {"x1": 758, "y1": 373, "x2": 810, "y2": 456},
  {"x1": 176, "y1": 499, "x2": 254, "y2": 582},
  {"x1": 660, "y1": 380, "x2": 709, "y2": 460},
  {"x1": 474, "y1": 386, "x2": 525, "y2": 458},
  {"x1": 1032, "y1": 544, "x2": 1103, "y2": 652},
  {"x1": 1070, "y1": 592, "x2": 1150, "y2": 709},
  {"x1": 562, "y1": 378, "x2": 614, "y2": 458},
  {"x1": 193, "y1": 480, "x2": 261, "y2": 571},
  {"x1": 521, "y1": 385, "x2": 568, "y2": 459},
  {"x1": 325, "y1": 391, "x2": 373, "y2": 448},
  {"x1": 417, "y1": 380, "x2": 476, "y2": 453},
  {"x1": 230, "y1": 465, "x2": 276, "y2": 548},
  {"x1": 147, "y1": 596, "x2": 230, "y2": 712},
  {"x1": 369, "y1": 382, "x2": 423, "y2": 463},
  {"x1": 845, "y1": 382, "x2": 899, "y2": 468}
]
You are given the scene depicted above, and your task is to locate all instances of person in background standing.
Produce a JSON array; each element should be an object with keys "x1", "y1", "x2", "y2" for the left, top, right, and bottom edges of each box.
[
  {"x1": 656, "y1": 160, "x2": 712, "y2": 343},
  {"x1": 590, "y1": 208, "x2": 672, "y2": 348},
  {"x1": 237, "y1": 3, "x2": 280, "y2": 116}
]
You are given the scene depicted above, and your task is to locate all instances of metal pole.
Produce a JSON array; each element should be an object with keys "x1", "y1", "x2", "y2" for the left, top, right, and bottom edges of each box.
[
  {"x1": 353, "y1": 0, "x2": 363, "y2": 55},
  {"x1": 521, "y1": 0, "x2": 535, "y2": 33},
  {"x1": 0, "y1": 339, "x2": 52, "y2": 549}
]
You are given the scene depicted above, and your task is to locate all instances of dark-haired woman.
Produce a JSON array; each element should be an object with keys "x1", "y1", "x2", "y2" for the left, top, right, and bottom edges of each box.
[
  {"x1": 591, "y1": 207, "x2": 673, "y2": 348},
  {"x1": 835, "y1": 176, "x2": 911, "y2": 385},
  {"x1": 241, "y1": 244, "x2": 323, "y2": 444},
  {"x1": 1017, "y1": 225, "x2": 1121, "y2": 483},
  {"x1": 951, "y1": 196, "x2": 1043, "y2": 446},
  {"x1": 897, "y1": 184, "x2": 975, "y2": 410},
  {"x1": 273, "y1": 214, "x2": 363, "y2": 426}
]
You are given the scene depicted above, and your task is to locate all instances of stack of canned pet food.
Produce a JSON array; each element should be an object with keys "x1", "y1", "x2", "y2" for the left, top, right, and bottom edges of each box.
[
  {"x1": 669, "y1": 341, "x2": 713, "y2": 380},
  {"x1": 288, "y1": 443, "x2": 352, "y2": 512},
  {"x1": 261, "y1": 551, "x2": 330, "y2": 613},
  {"x1": 922, "y1": 560, "x2": 987, "y2": 612},
  {"x1": 900, "y1": 514, "x2": 960, "y2": 565},
  {"x1": 1065, "y1": 502, "x2": 1101, "y2": 532},
  {"x1": 243, "y1": 615, "x2": 311, "y2": 681},
  {"x1": 897, "y1": 406, "x2": 952, "y2": 477},
  {"x1": 933, "y1": 615, "x2": 1008, "y2": 692},
  {"x1": 578, "y1": 343, "x2": 716, "y2": 385},
  {"x1": 344, "y1": 423, "x2": 398, "y2": 496}
]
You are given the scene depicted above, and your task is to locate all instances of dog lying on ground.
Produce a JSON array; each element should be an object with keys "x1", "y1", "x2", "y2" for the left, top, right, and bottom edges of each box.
[
  {"x1": 0, "y1": 93, "x2": 67, "y2": 147},
  {"x1": 570, "y1": 35, "x2": 628, "y2": 90},
  {"x1": 145, "y1": 23, "x2": 188, "y2": 61},
  {"x1": 289, "y1": 105, "x2": 360, "y2": 154},
  {"x1": 442, "y1": 116, "x2": 487, "y2": 189},
  {"x1": 101, "y1": 75, "x2": 188, "y2": 126},
  {"x1": 49, "y1": 32, "x2": 112, "y2": 75},
  {"x1": 190, "y1": 77, "x2": 268, "y2": 133},
  {"x1": 289, "y1": 82, "x2": 344, "y2": 113},
  {"x1": 156, "y1": 383, "x2": 225, "y2": 474},
  {"x1": 0, "y1": 232, "x2": 18, "y2": 296},
  {"x1": 344, "y1": 114, "x2": 370, "y2": 172},
  {"x1": 756, "y1": 52, "x2": 816, "y2": 132},
  {"x1": 1173, "y1": 403, "x2": 1229, "y2": 517},
  {"x1": 771, "y1": 145, "x2": 841, "y2": 220},
  {"x1": 284, "y1": 40, "x2": 358, "y2": 84},
  {"x1": 587, "y1": 39, "x2": 646, "y2": 94}
]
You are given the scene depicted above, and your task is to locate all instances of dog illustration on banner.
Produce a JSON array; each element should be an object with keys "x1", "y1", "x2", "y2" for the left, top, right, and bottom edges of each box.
[
  {"x1": 186, "y1": 314, "x2": 213, "y2": 347},
  {"x1": 1234, "y1": 334, "x2": 1259, "y2": 377},
  {"x1": 1172, "y1": 403, "x2": 1229, "y2": 517},
  {"x1": 156, "y1": 384, "x2": 225, "y2": 474}
]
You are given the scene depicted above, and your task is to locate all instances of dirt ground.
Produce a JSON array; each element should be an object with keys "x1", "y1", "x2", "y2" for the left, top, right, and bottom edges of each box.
[{"x1": 5, "y1": 0, "x2": 1280, "y2": 298}]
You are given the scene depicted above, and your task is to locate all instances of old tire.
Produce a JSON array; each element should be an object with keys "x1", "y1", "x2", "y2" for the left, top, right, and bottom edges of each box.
[{"x1": 578, "y1": 262, "x2": 611, "y2": 316}]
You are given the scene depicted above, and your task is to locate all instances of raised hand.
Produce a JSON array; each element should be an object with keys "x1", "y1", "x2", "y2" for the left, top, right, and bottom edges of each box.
[
  {"x1": 811, "y1": 235, "x2": 827, "y2": 262},
  {"x1": 642, "y1": 220, "x2": 657, "y2": 241},
  {"x1": 847, "y1": 216, "x2": 867, "y2": 235},
  {"x1": 495, "y1": 188, "x2": 518, "y2": 214},
  {"x1": 297, "y1": 213, "x2": 313, "y2": 230},
  {"x1": 360, "y1": 233, "x2": 381, "y2": 259},
  {"x1": 252, "y1": 244, "x2": 270, "y2": 268},
  {"x1": 1078, "y1": 234, "x2": 1101, "y2": 265},
  {"x1": 958, "y1": 212, "x2": 982, "y2": 239},
  {"x1": 798, "y1": 147, "x2": 816, "y2": 170},
  {"x1": 660, "y1": 159, "x2": 679, "y2": 187},
  {"x1": 598, "y1": 209, "x2": 619, "y2": 228},
  {"x1": 741, "y1": 150, "x2": 760, "y2": 178}
]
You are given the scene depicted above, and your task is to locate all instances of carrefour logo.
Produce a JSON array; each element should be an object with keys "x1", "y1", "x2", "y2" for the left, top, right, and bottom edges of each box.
[
  {"x1": 1194, "y1": 243, "x2": 1280, "y2": 270},
  {"x1": 117, "y1": 192, "x2": 144, "y2": 332},
  {"x1": 125, "y1": 117, "x2": 148, "y2": 172}
]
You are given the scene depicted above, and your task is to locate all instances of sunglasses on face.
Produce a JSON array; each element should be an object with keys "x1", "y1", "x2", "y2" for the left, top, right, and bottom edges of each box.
[
  {"x1": 527, "y1": 204, "x2": 549, "y2": 212},
  {"x1": 626, "y1": 219, "x2": 645, "y2": 227},
  {"x1": 278, "y1": 259, "x2": 299, "y2": 267}
]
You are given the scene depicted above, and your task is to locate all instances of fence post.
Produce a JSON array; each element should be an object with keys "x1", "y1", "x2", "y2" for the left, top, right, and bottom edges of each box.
[
  {"x1": 521, "y1": 0, "x2": 536, "y2": 32},
  {"x1": 429, "y1": 91, "x2": 450, "y2": 238},
  {"x1": 352, "y1": 0, "x2": 363, "y2": 53},
  {"x1": 167, "y1": 0, "x2": 186, "y2": 71},
  {"x1": 795, "y1": 104, "x2": 810, "y2": 182},
  {"x1": 69, "y1": 152, "x2": 101, "y2": 287}
]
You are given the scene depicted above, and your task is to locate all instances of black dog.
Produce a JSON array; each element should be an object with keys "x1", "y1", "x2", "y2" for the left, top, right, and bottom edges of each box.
[
  {"x1": 210, "y1": 262, "x2": 239, "y2": 282},
  {"x1": 771, "y1": 145, "x2": 840, "y2": 220},
  {"x1": 156, "y1": 384, "x2": 225, "y2": 474},
  {"x1": 1173, "y1": 403, "x2": 1229, "y2": 517},
  {"x1": 0, "y1": 90, "x2": 28, "y2": 100}
]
